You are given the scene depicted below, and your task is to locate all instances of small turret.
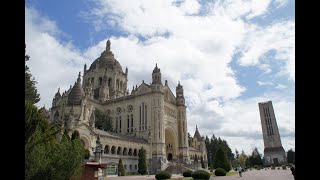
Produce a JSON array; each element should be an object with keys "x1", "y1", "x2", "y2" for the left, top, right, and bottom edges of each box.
[
  {"x1": 176, "y1": 81, "x2": 185, "y2": 105},
  {"x1": 152, "y1": 63, "x2": 162, "y2": 84}
]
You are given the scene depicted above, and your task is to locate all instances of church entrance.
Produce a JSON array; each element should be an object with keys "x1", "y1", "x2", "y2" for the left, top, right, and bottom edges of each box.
[{"x1": 165, "y1": 128, "x2": 176, "y2": 161}]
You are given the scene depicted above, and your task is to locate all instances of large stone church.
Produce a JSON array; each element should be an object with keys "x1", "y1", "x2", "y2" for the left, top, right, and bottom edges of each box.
[{"x1": 44, "y1": 40, "x2": 207, "y2": 174}]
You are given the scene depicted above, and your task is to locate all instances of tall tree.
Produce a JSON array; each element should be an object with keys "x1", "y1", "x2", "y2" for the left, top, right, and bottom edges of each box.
[
  {"x1": 213, "y1": 146, "x2": 231, "y2": 172},
  {"x1": 235, "y1": 148, "x2": 239, "y2": 159},
  {"x1": 248, "y1": 147, "x2": 263, "y2": 166},
  {"x1": 287, "y1": 149, "x2": 295, "y2": 163},
  {"x1": 25, "y1": 44, "x2": 40, "y2": 104},
  {"x1": 238, "y1": 150, "x2": 247, "y2": 167},
  {"x1": 118, "y1": 158, "x2": 125, "y2": 176},
  {"x1": 95, "y1": 109, "x2": 113, "y2": 132},
  {"x1": 25, "y1": 102, "x2": 85, "y2": 180},
  {"x1": 138, "y1": 147, "x2": 147, "y2": 175}
]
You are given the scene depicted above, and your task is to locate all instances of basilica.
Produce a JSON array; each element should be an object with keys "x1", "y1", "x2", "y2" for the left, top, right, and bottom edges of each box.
[{"x1": 43, "y1": 40, "x2": 207, "y2": 174}]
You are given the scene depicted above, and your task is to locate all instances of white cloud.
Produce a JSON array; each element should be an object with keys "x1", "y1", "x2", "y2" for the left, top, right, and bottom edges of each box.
[
  {"x1": 257, "y1": 81, "x2": 274, "y2": 86},
  {"x1": 211, "y1": 0, "x2": 272, "y2": 20},
  {"x1": 187, "y1": 93, "x2": 295, "y2": 155},
  {"x1": 25, "y1": 6, "x2": 87, "y2": 108},
  {"x1": 274, "y1": 0, "x2": 289, "y2": 8},
  {"x1": 238, "y1": 20, "x2": 295, "y2": 81},
  {"x1": 179, "y1": 0, "x2": 201, "y2": 15}
]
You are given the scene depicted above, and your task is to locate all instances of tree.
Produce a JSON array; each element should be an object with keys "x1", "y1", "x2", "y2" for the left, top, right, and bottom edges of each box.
[
  {"x1": 235, "y1": 149, "x2": 239, "y2": 159},
  {"x1": 238, "y1": 150, "x2": 248, "y2": 167},
  {"x1": 118, "y1": 158, "x2": 125, "y2": 176},
  {"x1": 213, "y1": 146, "x2": 231, "y2": 172},
  {"x1": 287, "y1": 149, "x2": 295, "y2": 163},
  {"x1": 138, "y1": 147, "x2": 147, "y2": 175},
  {"x1": 25, "y1": 44, "x2": 40, "y2": 104},
  {"x1": 95, "y1": 109, "x2": 113, "y2": 132},
  {"x1": 248, "y1": 147, "x2": 263, "y2": 167},
  {"x1": 25, "y1": 102, "x2": 85, "y2": 180}
]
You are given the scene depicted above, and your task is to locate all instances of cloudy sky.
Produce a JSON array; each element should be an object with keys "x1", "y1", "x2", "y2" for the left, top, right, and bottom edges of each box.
[{"x1": 25, "y1": 0, "x2": 295, "y2": 156}]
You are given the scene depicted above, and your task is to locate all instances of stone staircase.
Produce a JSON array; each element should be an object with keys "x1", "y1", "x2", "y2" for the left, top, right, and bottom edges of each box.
[{"x1": 164, "y1": 162, "x2": 195, "y2": 175}]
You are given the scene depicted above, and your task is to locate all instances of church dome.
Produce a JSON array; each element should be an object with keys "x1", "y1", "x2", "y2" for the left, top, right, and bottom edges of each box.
[
  {"x1": 89, "y1": 40, "x2": 123, "y2": 72},
  {"x1": 68, "y1": 73, "x2": 85, "y2": 105}
]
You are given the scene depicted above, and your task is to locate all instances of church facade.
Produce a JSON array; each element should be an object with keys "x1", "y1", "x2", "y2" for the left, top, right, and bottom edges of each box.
[{"x1": 46, "y1": 40, "x2": 207, "y2": 174}]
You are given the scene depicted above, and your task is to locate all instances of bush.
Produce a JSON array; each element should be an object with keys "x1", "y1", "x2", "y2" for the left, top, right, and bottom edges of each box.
[
  {"x1": 254, "y1": 165, "x2": 258, "y2": 169},
  {"x1": 191, "y1": 170, "x2": 210, "y2": 180},
  {"x1": 183, "y1": 170, "x2": 193, "y2": 177},
  {"x1": 282, "y1": 165, "x2": 286, "y2": 170},
  {"x1": 214, "y1": 168, "x2": 227, "y2": 176},
  {"x1": 84, "y1": 149, "x2": 90, "y2": 159},
  {"x1": 271, "y1": 166, "x2": 275, "y2": 170},
  {"x1": 155, "y1": 171, "x2": 171, "y2": 180}
]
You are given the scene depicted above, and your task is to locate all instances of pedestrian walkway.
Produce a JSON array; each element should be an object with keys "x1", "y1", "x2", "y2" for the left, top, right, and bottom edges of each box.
[{"x1": 106, "y1": 169, "x2": 294, "y2": 180}]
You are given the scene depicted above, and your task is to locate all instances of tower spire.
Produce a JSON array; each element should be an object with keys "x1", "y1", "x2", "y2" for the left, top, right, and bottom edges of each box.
[{"x1": 106, "y1": 39, "x2": 111, "y2": 51}]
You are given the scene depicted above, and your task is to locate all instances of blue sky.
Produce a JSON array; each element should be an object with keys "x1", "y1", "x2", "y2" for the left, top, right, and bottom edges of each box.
[{"x1": 25, "y1": 0, "x2": 295, "y2": 155}]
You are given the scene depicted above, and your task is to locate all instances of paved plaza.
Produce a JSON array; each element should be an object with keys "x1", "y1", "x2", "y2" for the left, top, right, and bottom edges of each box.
[{"x1": 106, "y1": 169, "x2": 294, "y2": 180}]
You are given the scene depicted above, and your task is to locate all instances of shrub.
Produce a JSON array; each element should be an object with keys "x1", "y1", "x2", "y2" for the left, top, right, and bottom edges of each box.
[
  {"x1": 214, "y1": 168, "x2": 227, "y2": 176},
  {"x1": 191, "y1": 170, "x2": 210, "y2": 180},
  {"x1": 84, "y1": 149, "x2": 90, "y2": 159},
  {"x1": 271, "y1": 166, "x2": 275, "y2": 170},
  {"x1": 277, "y1": 167, "x2": 280, "y2": 170},
  {"x1": 183, "y1": 170, "x2": 193, "y2": 177},
  {"x1": 254, "y1": 165, "x2": 258, "y2": 169},
  {"x1": 155, "y1": 171, "x2": 171, "y2": 180},
  {"x1": 282, "y1": 165, "x2": 286, "y2": 170}
]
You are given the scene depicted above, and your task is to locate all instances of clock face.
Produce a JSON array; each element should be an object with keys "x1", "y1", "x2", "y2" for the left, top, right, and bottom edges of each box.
[
  {"x1": 116, "y1": 107, "x2": 122, "y2": 115},
  {"x1": 128, "y1": 105, "x2": 133, "y2": 113}
]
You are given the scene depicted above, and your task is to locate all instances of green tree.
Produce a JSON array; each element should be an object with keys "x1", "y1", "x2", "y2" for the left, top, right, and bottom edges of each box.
[
  {"x1": 213, "y1": 146, "x2": 231, "y2": 172},
  {"x1": 118, "y1": 158, "x2": 126, "y2": 176},
  {"x1": 248, "y1": 147, "x2": 263, "y2": 166},
  {"x1": 287, "y1": 149, "x2": 295, "y2": 163},
  {"x1": 95, "y1": 109, "x2": 113, "y2": 132},
  {"x1": 25, "y1": 44, "x2": 40, "y2": 104},
  {"x1": 25, "y1": 102, "x2": 85, "y2": 180},
  {"x1": 138, "y1": 147, "x2": 147, "y2": 175},
  {"x1": 238, "y1": 150, "x2": 248, "y2": 167}
]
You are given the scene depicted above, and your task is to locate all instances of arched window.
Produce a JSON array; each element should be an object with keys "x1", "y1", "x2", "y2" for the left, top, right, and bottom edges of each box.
[
  {"x1": 116, "y1": 79, "x2": 119, "y2": 90},
  {"x1": 108, "y1": 78, "x2": 112, "y2": 87},
  {"x1": 54, "y1": 111, "x2": 59, "y2": 122},
  {"x1": 111, "y1": 146, "x2": 116, "y2": 154},
  {"x1": 123, "y1": 147, "x2": 128, "y2": 156},
  {"x1": 99, "y1": 77, "x2": 102, "y2": 85},
  {"x1": 104, "y1": 145, "x2": 110, "y2": 154},
  {"x1": 91, "y1": 77, "x2": 94, "y2": 85},
  {"x1": 133, "y1": 149, "x2": 137, "y2": 156},
  {"x1": 117, "y1": 147, "x2": 122, "y2": 155},
  {"x1": 128, "y1": 148, "x2": 133, "y2": 156},
  {"x1": 120, "y1": 81, "x2": 123, "y2": 90}
]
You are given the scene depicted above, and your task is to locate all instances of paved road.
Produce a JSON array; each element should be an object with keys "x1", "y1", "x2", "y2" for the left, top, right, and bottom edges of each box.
[
  {"x1": 106, "y1": 169, "x2": 294, "y2": 180},
  {"x1": 211, "y1": 169, "x2": 294, "y2": 180}
]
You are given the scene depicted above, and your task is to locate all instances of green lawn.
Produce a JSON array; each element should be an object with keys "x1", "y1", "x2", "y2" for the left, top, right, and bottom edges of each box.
[{"x1": 210, "y1": 171, "x2": 238, "y2": 177}]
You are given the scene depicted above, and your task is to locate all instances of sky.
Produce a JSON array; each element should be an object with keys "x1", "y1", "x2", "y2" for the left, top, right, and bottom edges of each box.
[{"x1": 25, "y1": 0, "x2": 295, "y2": 156}]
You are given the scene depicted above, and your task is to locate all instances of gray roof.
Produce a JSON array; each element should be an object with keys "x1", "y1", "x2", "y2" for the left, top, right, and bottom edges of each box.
[{"x1": 68, "y1": 81, "x2": 84, "y2": 105}]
